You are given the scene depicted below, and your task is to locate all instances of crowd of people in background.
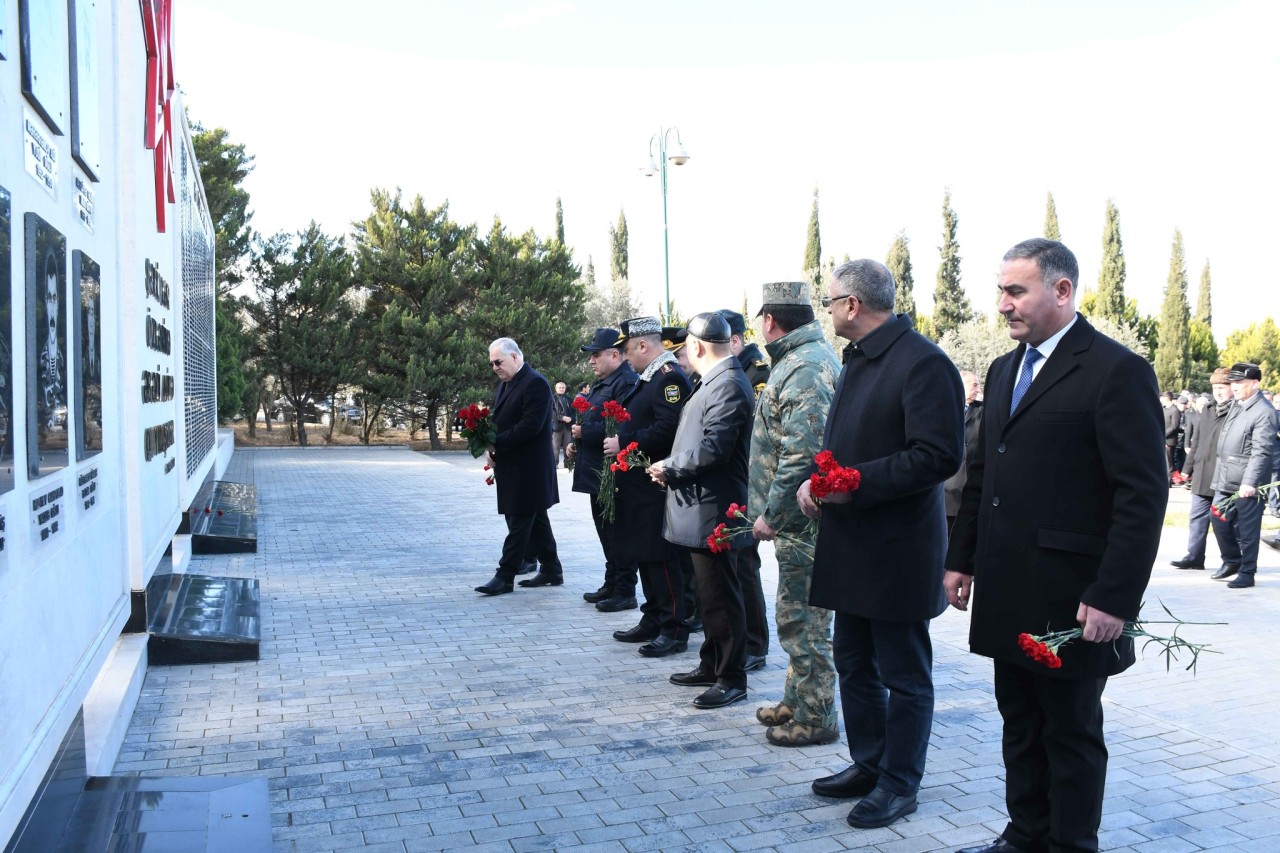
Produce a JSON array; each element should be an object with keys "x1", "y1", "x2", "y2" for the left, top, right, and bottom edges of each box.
[{"x1": 467, "y1": 237, "x2": 1273, "y2": 853}]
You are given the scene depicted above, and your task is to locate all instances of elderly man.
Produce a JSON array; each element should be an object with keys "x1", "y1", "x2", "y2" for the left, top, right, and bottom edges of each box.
[
  {"x1": 799, "y1": 261, "x2": 964, "y2": 830},
  {"x1": 1210, "y1": 362, "x2": 1276, "y2": 589},
  {"x1": 474, "y1": 338, "x2": 564, "y2": 595},
  {"x1": 550, "y1": 381, "x2": 574, "y2": 468},
  {"x1": 648, "y1": 312, "x2": 756, "y2": 709},
  {"x1": 570, "y1": 329, "x2": 639, "y2": 608},
  {"x1": 1171, "y1": 368, "x2": 1236, "y2": 572},
  {"x1": 604, "y1": 316, "x2": 693, "y2": 656},
  {"x1": 945, "y1": 239, "x2": 1168, "y2": 853},
  {"x1": 748, "y1": 282, "x2": 841, "y2": 746}
]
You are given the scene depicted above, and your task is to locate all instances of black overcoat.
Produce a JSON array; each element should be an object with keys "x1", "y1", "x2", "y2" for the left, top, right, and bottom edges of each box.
[
  {"x1": 661, "y1": 357, "x2": 754, "y2": 549},
  {"x1": 945, "y1": 316, "x2": 1168, "y2": 679},
  {"x1": 491, "y1": 364, "x2": 558, "y2": 516},
  {"x1": 809, "y1": 314, "x2": 965, "y2": 622},
  {"x1": 571, "y1": 363, "x2": 638, "y2": 496},
  {"x1": 612, "y1": 359, "x2": 692, "y2": 561}
]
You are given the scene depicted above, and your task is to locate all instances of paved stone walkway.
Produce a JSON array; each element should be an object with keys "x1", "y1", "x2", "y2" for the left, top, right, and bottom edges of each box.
[{"x1": 118, "y1": 447, "x2": 1280, "y2": 852}]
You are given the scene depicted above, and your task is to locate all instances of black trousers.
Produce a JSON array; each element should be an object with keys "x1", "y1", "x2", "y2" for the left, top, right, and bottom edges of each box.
[
  {"x1": 637, "y1": 558, "x2": 687, "y2": 639},
  {"x1": 590, "y1": 499, "x2": 638, "y2": 595},
  {"x1": 994, "y1": 660, "x2": 1108, "y2": 853},
  {"x1": 689, "y1": 548, "x2": 747, "y2": 689},
  {"x1": 498, "y1": 510, "x2": 562, "y2": 580},
  {"x1": 1212, "y1": 491, "x2": 1264, "y2": 576},
  {"x1": 833, "y1": 613, "x2": 934, "y2": 797},
  {"x1": 736, "y1": 542, "x2": 770, "y2": 657}
]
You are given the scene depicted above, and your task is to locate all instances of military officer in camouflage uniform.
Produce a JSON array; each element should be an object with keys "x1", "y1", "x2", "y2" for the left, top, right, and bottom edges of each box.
[
  {"x1": 747, "y1": 283, "x2": 842, "y2": 746},
  {"x1": 720, "y1": 309, "x2": 771, "y2": 671}
]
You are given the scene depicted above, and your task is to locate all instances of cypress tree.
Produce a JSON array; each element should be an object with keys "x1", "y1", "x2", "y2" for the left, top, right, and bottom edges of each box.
[
  {"x1": 886, "y1": 231, "x2": 916, "y2": 322},
  {"x1": 1096, "y1": 200, "x2": 1126, "y2": 324},
  {"x1": 1196, "y1": 260, "x2": 1212, "y2": 329},
  {"x1": 555, "y1": 196, "x2": 565, "y2": 245},
  {"x1": 803, "y1": 188, "x2": 822, "y2": 290},
  {"x1": 1044, "y1": 192, "x2": 1061, "y2": 241},
  {"x1": 609, "y1": 209, "x2": 628, "y2": 282},
  {"x1": 932, "y1": 190, "x2": 972, "y2": 337},
  {"x1": 1154, "y1": 229, "x2": 1191, "y2": 390}
]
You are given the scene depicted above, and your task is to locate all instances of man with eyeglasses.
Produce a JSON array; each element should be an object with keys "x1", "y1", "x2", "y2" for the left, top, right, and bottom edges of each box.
[
  {"x1": 474, "y1": 338, "x2": 565, "y2": 595},
  {"x1": 800, "y1": 260, "x2": 964, "y2": 831}
]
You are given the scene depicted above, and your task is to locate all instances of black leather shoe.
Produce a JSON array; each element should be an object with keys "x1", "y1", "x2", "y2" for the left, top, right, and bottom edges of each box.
[
  {"x1": 745, "y1": 654, "x2": 767, "y2": 672},
  {"x1": 692, "y1": 685, "x2": 747, "y2": 709},
  {"x1": 638, "y1": 635, "x2": 688, "y2": 657},
  {"x1": 846, "y1": 786, "x2": 917, "y2": 828},
  {"x1": 811, "y1": 765, "x2": 878, "y2": 798},
  {"x1": 1212, "y1": 564, "x2": 1240, "y2": 580},
  {"x1": 596, "y1": 595, "x2": 638, "y2": 612},
  {"x1": 613, "y1": 623, "x2": 659, "y2": 643},
  {"x1": 515, "y1": 561, "x2": 537, "y2": 575},
  {"x1": 1228, "y1": 574, "x2": 1255, "y2": 588},
  {"x1": 956, "y1": 839, "x2": 1028, "y2": 853},
  {"x1": 583, "y1": 586, "x2": 613, "y2": 603},
  {"x1": 670, "y1": 667, "x2": 717, "y2": 686},
  {"x1": 475, "y1": 576, "x2": 514, "y2": 595},
  {"x1": 684, "y1": 617, "x2": 703, "y2": 633},
  {"x1": 1264, "y1": 536, "x2": 1280, "y2": 552},
  {"x1": 1170, "y1": 557, "x2": 1205, "y2": 570},
  {"x1": 518, "y1": 573, "x2": 563, "y2": 587}
]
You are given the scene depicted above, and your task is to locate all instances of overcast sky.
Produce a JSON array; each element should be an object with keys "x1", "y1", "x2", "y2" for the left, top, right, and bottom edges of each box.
[{"x1": 174, "y1": 0, "x2": 1279, "y2": 342}]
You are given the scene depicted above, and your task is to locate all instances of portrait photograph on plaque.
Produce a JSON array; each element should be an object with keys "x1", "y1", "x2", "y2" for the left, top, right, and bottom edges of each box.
[
  {"x1": 25, "y1": 213, "x2": 69, "y2": 479},
  {"x1": 69, "y1": 0, "x2": 102, "y2": 180},
  {"x1": 0, "y1": 187, "x2": 14, "y2": 495},
  {"x1": 18, "y1": 0, "x2": 70, "y2": 134},
  {"x1": 72, "y1": 251, "x2": 102, "y2": 460}
]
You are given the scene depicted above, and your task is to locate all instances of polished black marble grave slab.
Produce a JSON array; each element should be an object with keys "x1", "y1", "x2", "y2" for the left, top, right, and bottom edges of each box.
[
  {"x1": 147, "y1": 573, "x2": 260, "y2": 665},
  {"x1": 189, "y1": 481, "x2": 256, "y2": 554}
]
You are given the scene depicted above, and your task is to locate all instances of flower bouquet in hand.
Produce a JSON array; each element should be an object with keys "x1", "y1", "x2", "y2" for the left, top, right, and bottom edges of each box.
[
  {"x1": 810, "y1": 450, "x2": 861, "y2": 502},
  {"x1": 707, "y1": 504, "x2": 815, "y2": 554},
  {"x1": 612, "y1": 441, "x2": 651, "y2": 474},
  {"x1": 1018, "y1": 601, "x2": 1223, "y2": 674},
  {"x1": 567, "y1": 396, "x2": 592, "y2": 471},
  {"x1": 595, "y1": 400, "x2": 632, "y2": 522},
  {"x1": 459, "y1": 404, "x2": 496, "y2": 458},
  {"x1": 1211, "y1": 479, "x2": 1280, "y2": 520}
]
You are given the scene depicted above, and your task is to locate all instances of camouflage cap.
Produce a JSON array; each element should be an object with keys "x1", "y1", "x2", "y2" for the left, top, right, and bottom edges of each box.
[{"x1": 756, "y1": 281, "x2": 810, "y2": 316}]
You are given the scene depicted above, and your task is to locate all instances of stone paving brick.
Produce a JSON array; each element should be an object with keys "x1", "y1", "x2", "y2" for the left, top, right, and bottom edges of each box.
[{"x1": 113, "y1": 449, "x2": 1280, "y2": 851}]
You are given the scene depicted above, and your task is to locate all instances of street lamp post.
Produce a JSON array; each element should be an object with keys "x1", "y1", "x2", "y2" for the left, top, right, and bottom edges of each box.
[{"x1": 643, "y1": 127, "x2": 690, "y2": 323}]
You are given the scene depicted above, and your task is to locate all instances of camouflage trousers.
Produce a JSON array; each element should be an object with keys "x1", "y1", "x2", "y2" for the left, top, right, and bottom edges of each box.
[{"x1": 774, "y1": 538, "x2": 837, "y2": 729}]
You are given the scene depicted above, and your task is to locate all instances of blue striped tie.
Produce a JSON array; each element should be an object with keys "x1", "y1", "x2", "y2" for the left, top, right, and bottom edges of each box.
[{"x1": 1010, "y1": 348, "x2": 1042, "y2": 415}]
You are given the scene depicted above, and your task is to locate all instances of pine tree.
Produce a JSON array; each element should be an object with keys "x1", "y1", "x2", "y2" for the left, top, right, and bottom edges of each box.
[
  {"x1": 1096, "y1": 200, "x2": 1126, "y2": 324},
  {"x1": 555, "y1": 197, "x2": 565, "y2": 245},
  {"x1": 609, "y1": 209, "x2": 628, "y2": 283},
  {"x1": 886, "y1": 231, "x2": 916, "y2": 322},
  {"x1": 1154, "y1": 229, "x2": 1191, "y2": 390},
  {"x1": 1044, "y1": 192, "x2": 1061, "y2": 241},
  {"x1": 932, "y1": 190, "x2": 972, "y2": 337},
  {"x1": 1195, "y1": 260, "x2": 1212, "y2": 329},
  {"x1": 803, "y1": 188, "x2": 821, "y2": 291}
]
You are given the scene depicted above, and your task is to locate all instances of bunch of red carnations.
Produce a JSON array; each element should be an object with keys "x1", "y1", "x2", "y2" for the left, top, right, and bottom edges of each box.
[
  {"x1": 458, "y1": 404, "x2": 496, "y2": 459},
  {"x1": 1017, "y1": 602, "x2": 1221, "y2": 674},
  {"x1": 810, "y1": 450, "x2": 861, "y2": 500},
  {"x1": 595, "y1": 401, "x2": 632, "y2": 522}
]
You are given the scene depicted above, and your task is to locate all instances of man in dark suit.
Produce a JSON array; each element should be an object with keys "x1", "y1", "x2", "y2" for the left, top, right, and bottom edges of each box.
[
  {"x1": 798, "y1": 260, "x2": 964, "y2": 830},
  {"x1": 569, "y1": 329, "x2": 639, "y2": 610},
  {"x1": 475, "y1": 338, "x2": 564, "y2": 595},
  {"x1": 604, "y1": 316, "x2": 693, "y2": 656},
  {"x1": 647, "y1": 312, "x2": 755, "y2": 709},
  {"x1": 944, "y1": 239, "x2": 1168, "y2": 853},
  {"x1": 945, "y1": 369, "x2": 984, "y2": 529}
]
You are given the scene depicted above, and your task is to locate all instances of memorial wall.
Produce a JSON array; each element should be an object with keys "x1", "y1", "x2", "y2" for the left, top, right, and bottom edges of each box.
[{"x1": 0, "y1": 0, "x2": 217, "y2": 843}]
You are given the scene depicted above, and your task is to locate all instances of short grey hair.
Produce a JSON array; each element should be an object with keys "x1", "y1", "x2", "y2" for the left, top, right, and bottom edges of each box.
[
  {"x1": 490, "y1": 337, "x2": 522, "y2": 359},
  {"x1": 1002, "y1": 238, "x2": 1078, "y2": 295},
  {"x1": 831, "y1": 260, "x2": 896, "y2": 312}
]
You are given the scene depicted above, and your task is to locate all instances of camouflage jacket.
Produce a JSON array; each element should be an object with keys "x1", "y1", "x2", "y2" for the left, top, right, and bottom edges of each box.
[{"x1": 747, "y1": 321, "x2": 841, "y2": 533}]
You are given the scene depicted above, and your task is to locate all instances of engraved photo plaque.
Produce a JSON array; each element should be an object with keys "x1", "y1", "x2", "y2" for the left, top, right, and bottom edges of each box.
[
  {"x1": 25, "y1": 213, "x2": 68, "y2": 479},
  {"x1": 18, "y1": 0, "x2": 70, "y2": 134},
  {"x1": 0, "y1": 187, "x2": 14, "y2": 495},
  {"x1": 69, "y1": 0, "x2": 101, "y2": 179},
  {"x1": 72, "y1": 250, "x2": 102, "y2": 459}
]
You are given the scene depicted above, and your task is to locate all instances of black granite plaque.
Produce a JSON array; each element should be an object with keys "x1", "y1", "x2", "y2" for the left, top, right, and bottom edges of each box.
[
  {"x1": 0, "y1": 186, "x2": 13, "y2": 495},
  {"x1": 148, "y1": 573, "x2": 261, "y2": 665},
  {"x1": 72, "y1": 251, "x2": 102, "y2": 459},
  {"x1": 25, "y1": 213, "x2": 68, "y2": 479},
  {"x1": 189, "y1": 481, "x2": 257, "y2": 553}
]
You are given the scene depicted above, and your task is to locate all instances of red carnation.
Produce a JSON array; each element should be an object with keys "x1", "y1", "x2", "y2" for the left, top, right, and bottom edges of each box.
[
  {"x1": 726, "y1": 502, "x2": 747, "y2": 520},
  {"x1": 572, "y1": 397, "x2": 592, "y2": 413},
  {"x1": 706, "y1": 523, "x2": 731, "y2": 553},
  {"x1": 601, "y1": 400, "x2": 632, "y2": 422},
  {"x1": 814, "y1": 450, "x2": 838, "y2": 474}
]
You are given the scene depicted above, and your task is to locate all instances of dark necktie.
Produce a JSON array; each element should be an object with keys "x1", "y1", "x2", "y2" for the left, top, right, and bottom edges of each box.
[{"x1": 1010, "y1": 348, "x2": 1042, "y2": 415}]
